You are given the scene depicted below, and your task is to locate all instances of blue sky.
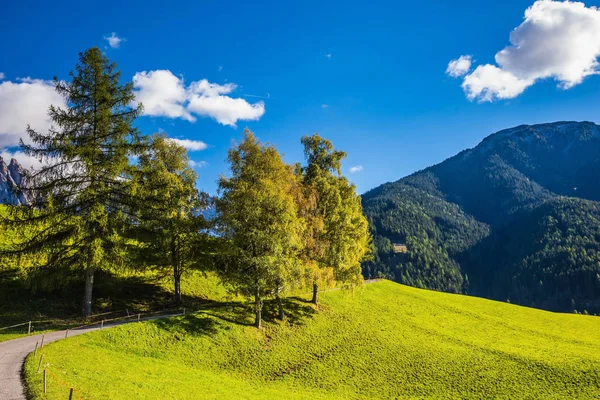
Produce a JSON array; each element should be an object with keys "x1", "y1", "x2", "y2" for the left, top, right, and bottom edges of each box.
[{"x1": 2, "y1": 0, "x2": 600, "y2": 194}]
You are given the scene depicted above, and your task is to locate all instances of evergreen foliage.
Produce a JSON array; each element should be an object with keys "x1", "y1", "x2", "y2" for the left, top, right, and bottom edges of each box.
[
  {"x1": 129, "y1": 134, "x2": 215, "y2": 305},
  {"x1": 1, "y1": 48, "x2": 144, "y2": 316}
]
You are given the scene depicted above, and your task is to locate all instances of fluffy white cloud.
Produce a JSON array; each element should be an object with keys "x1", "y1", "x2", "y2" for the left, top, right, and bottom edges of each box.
[
  {"x1": 325, "y1": 54, "x2": 332, "y2": 59},
  {"x1": 462, "y1": 65, "x2": 533, "y2": 101},
  {"x1": 187, "y1": 93, "x2": 264, "y2": 127},
  {"x1": 0, "y1": 78, "x2": 64, "y2": 148},
  {"x1": 453, "y1": 0, "x2": 600, "y2": 101},
  {"x1": 133, "y1": 71, "x2": 265, "y2": 127},
  {"x1": 0, "y1": 72, "x2": 5, "y2": 80},
  {"x1": 446, "y1": 55, "x2": 472, "y2": 77},
  {"x1": 104, "y1": 33, "x2": 124, "y2": 49},
  {"x1": 349, "y1": 165, "x2": 363, "y2": 173},
  {"x1": 133, "y1": 70, "x2": 194, "y2": 121},
  {"x1": 169, "y1": 138, "x2": 208, "y2": 151}
]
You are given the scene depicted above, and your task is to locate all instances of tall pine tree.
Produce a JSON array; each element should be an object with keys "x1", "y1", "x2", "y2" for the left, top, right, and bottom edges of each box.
[
  {"x1": 3, "y1": 48, "x2": 144, "y2": 316},
  {"x1": 131, "y1": 133, "x2": 214, "y2": 305}
]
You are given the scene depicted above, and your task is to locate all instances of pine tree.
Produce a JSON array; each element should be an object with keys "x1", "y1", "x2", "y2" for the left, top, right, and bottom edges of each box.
[
  {"x1": 131, "y1": 134, "x2": 214, "y2": 305},
  {"x1": 299, "y1": 134, "x2": 371, "y2": 304},
  {"x1": 2, "y1": 48, "x2": 144, "y2": 316},
  {"x1": 217, "y1": 130, "x2": 303, "y2": 328}
]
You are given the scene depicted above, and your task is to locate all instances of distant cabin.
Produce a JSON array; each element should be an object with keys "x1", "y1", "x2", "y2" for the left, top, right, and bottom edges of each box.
[{"x1": 393, "y1": 243, "x2": 408, "y2": 253}]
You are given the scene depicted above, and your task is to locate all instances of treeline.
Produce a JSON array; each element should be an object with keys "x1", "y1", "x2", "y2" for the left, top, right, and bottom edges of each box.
[
  {"x1": 464, "y1": 197, "x2": 600, "y2": 313},
  {"x1": 0, "y1": 48, "x2": 371, "y2": 328},
  {"x1": 361, "y1": 177, "x2": 489, "y2": 293}
]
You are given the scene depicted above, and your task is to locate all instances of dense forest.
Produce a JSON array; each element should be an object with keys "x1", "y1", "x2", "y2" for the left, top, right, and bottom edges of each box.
[{"x1": 362, "y1": 121, "x2": 600, "y2": 313}]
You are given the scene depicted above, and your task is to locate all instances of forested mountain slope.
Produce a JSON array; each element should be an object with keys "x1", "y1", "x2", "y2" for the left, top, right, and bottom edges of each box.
[{"x1": 362, "y1": 121, "x2": 600, "y2": 313}]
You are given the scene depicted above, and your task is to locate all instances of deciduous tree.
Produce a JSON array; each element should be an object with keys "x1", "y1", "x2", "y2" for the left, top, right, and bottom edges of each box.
[
  {"x1": 299, "y1": 134, "x2": 371, "y2": 304},
  {"x1": 217, "y1": 130, "x2": 303, "y2": 328}
]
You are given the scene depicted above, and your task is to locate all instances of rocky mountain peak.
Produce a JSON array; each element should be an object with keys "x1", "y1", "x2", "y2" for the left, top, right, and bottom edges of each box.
[{"x1": 0, "y1": 156, "x2": 32, "y2": 206}]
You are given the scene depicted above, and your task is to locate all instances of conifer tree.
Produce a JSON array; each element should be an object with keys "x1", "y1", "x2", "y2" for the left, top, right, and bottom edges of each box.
[
  {"x1": 131, "y1": 134, "x2": 214, "y2": 305},
  {"x1": 217, "y1": 130, "x2": 303, "y2": 328},
  {"x1": 2, "y1": 48, "x2": 144, "y2": 316}
]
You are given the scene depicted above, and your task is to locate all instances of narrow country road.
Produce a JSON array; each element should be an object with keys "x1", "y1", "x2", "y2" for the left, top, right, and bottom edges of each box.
[{"x1": 0, "y1": 314, "x2": 180, "y2": 400}]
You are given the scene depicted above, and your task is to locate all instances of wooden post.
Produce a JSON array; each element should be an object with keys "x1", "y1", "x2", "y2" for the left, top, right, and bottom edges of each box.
[
  {"x1": 69, "y1": 388, "x2": 74, "y2": 400},
  {"x1": 40, "y1": 335, "x2": 45, "y2": 348},
  {"x1": 43, "y1": 369, "x2": 47, "y2": 393},
  {"x1": 33, "y1": 341, "x2": 38, "y2": 357},
  {"x1": 137, "y1": 313, "x2": 140, "y2": 322},
  {"x1": 126, "y1": 308, "x2": 130, "y2": 317},
  {"x1": 37, "y1": 355, "x2": 43, "y2": 373},
  {"x1": 28, "y1": 321, "x2": 31, "y2": 335},
  {"x1": 65, "y1": 329, "x2": 69, "y2": 339},
  {"x1": 101, "y1": 320, "x2": 104, "y2": 329},
  {"x1": 183, "y1": 307, "x2": 186, "y2": 316}
]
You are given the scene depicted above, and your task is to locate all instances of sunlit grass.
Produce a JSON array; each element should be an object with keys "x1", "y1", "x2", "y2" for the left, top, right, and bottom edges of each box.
[{"x1": 25, "y1": 280, "x2": 600, "y2": 399}]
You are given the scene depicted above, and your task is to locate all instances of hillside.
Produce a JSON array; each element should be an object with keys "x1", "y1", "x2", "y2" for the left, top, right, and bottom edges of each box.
[
  {"x1": 362, "y1": 121, "x2": 600, "y2": 313},
  {"x1": 24, "y1": 280, "x2": 600, "y2": 399}
]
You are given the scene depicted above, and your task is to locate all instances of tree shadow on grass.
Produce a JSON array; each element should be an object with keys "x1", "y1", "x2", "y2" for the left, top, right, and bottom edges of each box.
[
  {"x1": 262, "y1": 298, "x2": 316, "y2": 326},
  {"x1": 1, "y1": 267, "x2": 319, "y2": 336},
  {"x1": 149, "y1": 296, "x2": 318, "y2": 338},
  {"x1": 151, "y1": 313, "x2": 223, "y2": 337}
]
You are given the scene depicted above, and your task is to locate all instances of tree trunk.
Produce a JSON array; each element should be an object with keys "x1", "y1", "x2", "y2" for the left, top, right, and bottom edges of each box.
[
  {"x1": 276, "y1": 293, "x2": 285, "y2": 320},
  {"x1": 254, "y1": 288, "x2": 262, "y2": 329},
  {"x1": 311, "y1": 282, "x2": 318, "y2": 304},
  {"x1": 174, "y1": 272, "x2": 182, "y2": 305},
  {"x1": 172, "y1": 238, "x2": 181, "y2": 305},
  {"x1": 83, "y1": 266, "x2": 95, "y2": 317}
]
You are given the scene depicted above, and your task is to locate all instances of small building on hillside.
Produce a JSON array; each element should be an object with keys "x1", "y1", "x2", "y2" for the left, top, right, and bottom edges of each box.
[{"x1": 393, "y1": 243, "x2": 408, "y2": 253}]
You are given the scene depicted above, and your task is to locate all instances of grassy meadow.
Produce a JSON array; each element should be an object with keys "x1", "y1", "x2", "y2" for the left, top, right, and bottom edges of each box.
[
  {"x1": 0, "y1": 269, "x2": 229, "y2": 343},
  {"x1": 23, "y1": 280, "x2": 600, "y2": 399}
]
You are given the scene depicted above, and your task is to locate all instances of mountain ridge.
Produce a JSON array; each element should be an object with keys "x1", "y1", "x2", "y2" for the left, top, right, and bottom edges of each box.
[
  {"x1": 0, "y1": 156, "x2": 31, "y2": 206},
  {"x1": 362, "y1": 121, "x2": 600, "y2": 313}
]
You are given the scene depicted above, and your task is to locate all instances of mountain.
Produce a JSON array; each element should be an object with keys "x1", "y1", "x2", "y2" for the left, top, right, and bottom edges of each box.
[
  {"x1": 0, "y1": 157, "x2": 31, "y2": 206},
  {"x1": 362, "y1": 121, "x2": 600, "y2": 313}
]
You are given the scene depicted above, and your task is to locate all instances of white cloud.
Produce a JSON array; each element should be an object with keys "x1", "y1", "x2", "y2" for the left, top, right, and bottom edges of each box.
[
  {"x1": 133, "y1": 70, "x2": 194, "y2": 121},
  {"x1": 462, "y1": 65, "x2": 533, "y2": 101},
  {"x1": 349, "y1": 165, "x2": 363, "y2": 173},
  {"x1": 169, "y1": 138, "x2": 208, "y2": 151},
  {"x1": 0, "y1": 150, "x2": 43, "y2": 170},
  {"x1": 453, "y1": 0, "x2": 600, "y2": 101},
  {"x1": 188, "y1": 160, "x2": 208, "y2": 168},
  {"x1": 133, "y1": 71, "x2": 265, "y2": 127},
  {"x1": 104, "y1": 33, "x2": 124, "y2": 49},
  {"x1": 321, "y1": 104, "x2": 329, "y2": 108},
  {"x1": 0, "y1": 78, "x2": 64, "y2": 148},
  {"x1": 446, "y1": 55, "x2": 472, "y2": 77},
  {"x1": 0, "y1": 72, "x2": 5, "y2": 80},
  {"x1": 325, "y1": 54, "x2": 332, "y2": 59},
  {"x1": 218, "y1": 66, "x2": 223, "y2": 72}
]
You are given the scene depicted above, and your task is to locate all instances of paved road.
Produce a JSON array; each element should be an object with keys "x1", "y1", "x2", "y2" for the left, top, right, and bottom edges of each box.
[{"x1": 0, "y1": 315, "x2": 180, "y2": 400}]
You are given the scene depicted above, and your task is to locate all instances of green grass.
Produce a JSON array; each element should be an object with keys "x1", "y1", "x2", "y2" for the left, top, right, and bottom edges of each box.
[
  {"x1": 0, "y1": 269, "x2": 229, "y2": 343},
  {"x1": 24, "y1": 280, "x2": 600, "y2": 399}
]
